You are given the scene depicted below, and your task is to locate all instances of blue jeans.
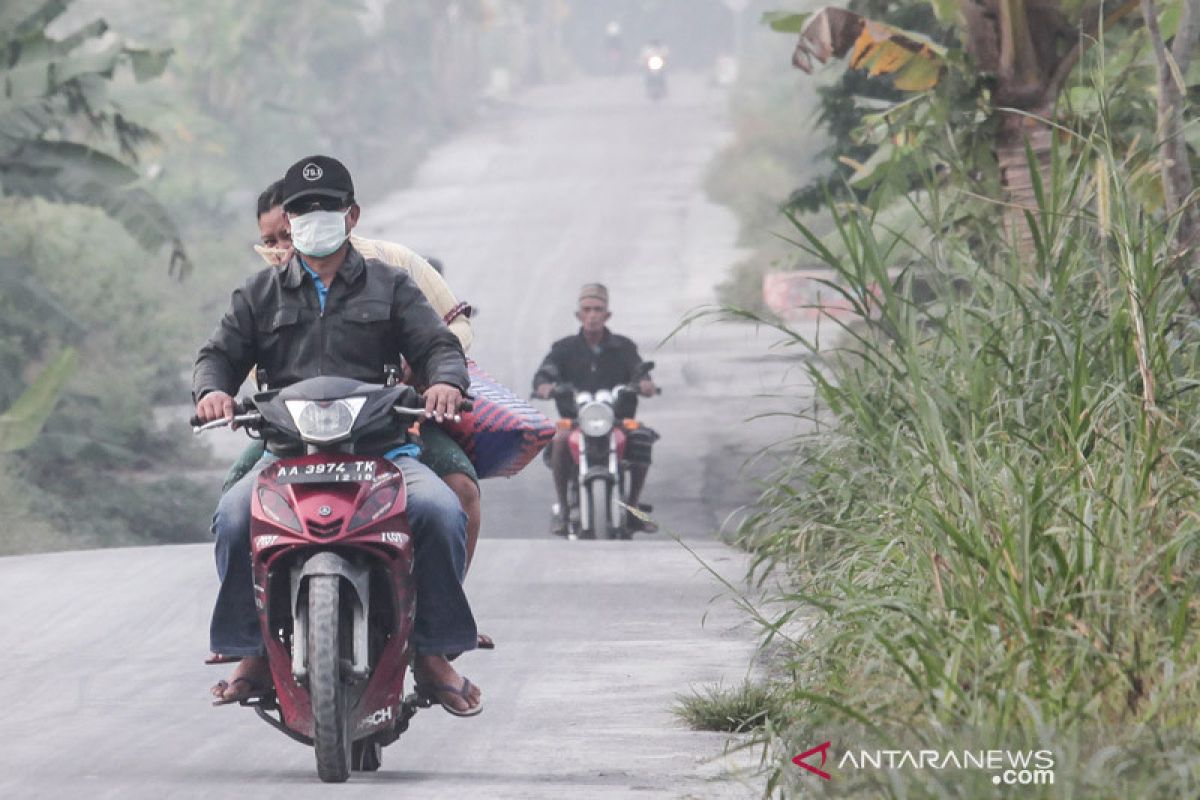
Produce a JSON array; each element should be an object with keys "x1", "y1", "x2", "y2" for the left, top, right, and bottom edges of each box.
[{"x1": 211, "y1": 455, "x2": 477, "y2": 657}]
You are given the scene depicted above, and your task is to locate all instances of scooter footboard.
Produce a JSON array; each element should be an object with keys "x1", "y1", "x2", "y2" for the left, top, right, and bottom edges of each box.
[{"x1": 290, "y1": 552, "x2": 371, "y2": 681}]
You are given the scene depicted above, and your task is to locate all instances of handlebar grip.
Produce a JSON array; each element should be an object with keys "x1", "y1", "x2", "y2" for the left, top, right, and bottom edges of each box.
[
  {"x1": 406, "y1": 395, "x2": 474, "y2": 414},
  {"x1": 190, "y1": 398, "x2": 248, "y2": 427}
]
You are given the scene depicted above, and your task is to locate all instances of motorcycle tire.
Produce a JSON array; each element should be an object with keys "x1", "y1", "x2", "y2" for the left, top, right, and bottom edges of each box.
[
  {"x1": 309, "y1": 575, "x2": 352, "y2": 783},
  {"x1": 352, "y1": 739, "x2": 383, "y2": 772},
  {"x1": 567, "y1": 480, "x2": 586, "y2": 539},
  {"x1": 598, "y1": 481, "x2": 618, "y2": 540},
  {"x1": 577, "y1": 479, "x2": 597, "y2": 539},
  {"x1": 614, "y1": 471, "x2": 631, "y2": 540}
]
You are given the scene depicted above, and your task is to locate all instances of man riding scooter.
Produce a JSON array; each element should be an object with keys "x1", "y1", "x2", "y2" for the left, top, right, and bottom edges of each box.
[
  {"x1": 194, "y1": 155, "x2": 482, "y2": 716},
  {"x1": 532, "y1": 283, "x2": 659, "y2": 536}
]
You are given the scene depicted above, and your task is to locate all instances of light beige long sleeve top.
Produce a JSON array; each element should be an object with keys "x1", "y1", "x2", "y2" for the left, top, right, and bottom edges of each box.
[{"x1": 350, "y1": 235, "x2": 472, "y2": 352}]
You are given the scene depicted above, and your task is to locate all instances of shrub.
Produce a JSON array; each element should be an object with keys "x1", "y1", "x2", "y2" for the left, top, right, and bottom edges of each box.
[{"x1": 738, "y1": 124, "x2": 1200, "y2": 797}]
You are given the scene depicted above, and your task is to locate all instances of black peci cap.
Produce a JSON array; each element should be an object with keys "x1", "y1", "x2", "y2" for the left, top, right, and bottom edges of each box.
[{"x1": 280, "y1": 155, "x2": 355, "y2": 212}]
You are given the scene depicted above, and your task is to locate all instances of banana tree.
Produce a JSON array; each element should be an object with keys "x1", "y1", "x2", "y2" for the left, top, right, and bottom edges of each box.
[
  {"x1": 768, "y1": 0, "x2": 1196, "y2": 255},
  {"x1": 0, "y1": 0, "x2": 190, "y2": 277},
  {"x1": 0, "y1": 0, "x2": 190, "y2": 450}
]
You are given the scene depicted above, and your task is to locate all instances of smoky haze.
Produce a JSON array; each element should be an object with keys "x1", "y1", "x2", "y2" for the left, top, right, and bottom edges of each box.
[
  {"x1": 66, "y1": 0, "x2": 746, "y2": 210},
  {"x1": 4, "y1": 0, "x2": 805, "y2": 552}
]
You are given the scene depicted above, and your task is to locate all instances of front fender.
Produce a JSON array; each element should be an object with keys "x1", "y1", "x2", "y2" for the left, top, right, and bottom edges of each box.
[{"x1": 290, "y1": 551, "x2": 371, "y2": 680}]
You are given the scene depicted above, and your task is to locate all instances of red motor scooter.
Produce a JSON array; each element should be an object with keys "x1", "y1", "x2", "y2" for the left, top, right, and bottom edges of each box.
[{"x1": 194, "y1": 375, "x2": 467, "y2": 782}]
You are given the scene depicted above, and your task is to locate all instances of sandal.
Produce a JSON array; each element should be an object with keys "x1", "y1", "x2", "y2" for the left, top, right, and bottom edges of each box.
[
  {"x1": 205, "y1": 652, "x2": 243, "y2": 665},
  {"x1": 211, "y1": 676, "x2": 272, "y2": 706},
  {"x1": 414, "y1": 676, "x2": 483, "y2": 717}
]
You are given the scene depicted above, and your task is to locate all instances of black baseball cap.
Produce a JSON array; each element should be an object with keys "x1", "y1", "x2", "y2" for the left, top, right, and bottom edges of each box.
[{"x1": 280, "y1": 155, "x2": 355, "y2": 212}]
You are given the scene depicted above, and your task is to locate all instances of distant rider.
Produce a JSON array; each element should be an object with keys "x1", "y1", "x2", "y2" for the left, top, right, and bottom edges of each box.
[
  {"x1": 639, "y1": 38, "x2": 669, "y2": 68},
  {"x1": 532, "y1": 283, "x2": 658, "y2": 535}
]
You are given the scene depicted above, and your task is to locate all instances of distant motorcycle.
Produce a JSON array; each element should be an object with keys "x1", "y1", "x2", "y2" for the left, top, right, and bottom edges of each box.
[
  {"x1": 644, "y1": 53, "x2": 667, "y2": 101},
  {"x1": 193, "y1": 376, "x2": 471, "y2": 783},
  {"x1": 548, "y1": 362, "x2": 659, "y2": 540}
]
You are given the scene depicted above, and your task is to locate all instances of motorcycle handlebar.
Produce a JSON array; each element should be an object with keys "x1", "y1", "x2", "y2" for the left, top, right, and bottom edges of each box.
[
  {"x1": 393, "y1": 396, "x2": 473, "y2": 423},
  {"x1": 191, "y1": 412, "x2": 262, "y2": 434},
  {"x1": 531, "y1": 384, "x2": 662, "y2": 399},
  {"x1": 189, "y1": 399, "x2": 249, "y2": 429},
  {"x1": 191, "y1": 397, "x2": 473, "y2": 432}
]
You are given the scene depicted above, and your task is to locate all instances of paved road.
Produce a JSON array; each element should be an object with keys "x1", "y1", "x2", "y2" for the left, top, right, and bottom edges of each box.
[
  {"x1": 0, "y1": 539, "x2": 759, "y2": 799},
  {"x1": 0, "y1": 75, "x2": 810, "y2": 797}
]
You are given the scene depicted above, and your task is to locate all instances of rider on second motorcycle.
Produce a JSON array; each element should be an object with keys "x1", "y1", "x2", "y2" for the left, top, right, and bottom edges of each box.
[{"x1": 532, "y1": 283, "x2": 658, "y2": 535}]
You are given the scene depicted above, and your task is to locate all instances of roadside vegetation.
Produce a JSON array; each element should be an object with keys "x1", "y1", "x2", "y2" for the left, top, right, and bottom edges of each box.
[
  {"x1": 702, "y1": 0, "x2": 1200, "y2": 795},
  {"x1": 675, "y1": 679, "x2": 787, "y2": 734}
]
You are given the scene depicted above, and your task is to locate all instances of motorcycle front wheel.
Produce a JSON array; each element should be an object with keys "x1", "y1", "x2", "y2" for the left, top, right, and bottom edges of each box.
[
  {"x1": 309, "y1": 575, "x2": 351, "y2": 783},
  {"x1": 567, "y1": 479, "x2": 586, "y2": 539},
  {"x1": 583, "y1": 479, "x2": 620, "y2": 540},
  {"x1": 575, "y1": 479, "x2": 598, "y2": 540},
  {"x1": 614, "y1": 469, "x2": 631, "y2": 540}
]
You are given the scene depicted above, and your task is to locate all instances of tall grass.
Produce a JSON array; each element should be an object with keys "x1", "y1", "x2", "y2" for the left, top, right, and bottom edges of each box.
[{"x1": 739, "y1": 121, "x2": 1200, "y2": 797}]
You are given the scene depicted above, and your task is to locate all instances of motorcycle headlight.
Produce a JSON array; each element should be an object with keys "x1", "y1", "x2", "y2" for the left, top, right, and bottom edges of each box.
[
  {"x1": 578, "y1": 401, "x2": 614, "y2": 437},
  {"x1": 285, "y1": 397, "x2": 367, "y2": 443},
  {"x1": 648, "y1": 56, "x2": 665, "y2": 70}
]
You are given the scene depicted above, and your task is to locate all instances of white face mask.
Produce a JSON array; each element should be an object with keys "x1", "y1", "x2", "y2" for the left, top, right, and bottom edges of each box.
[{"x1": 289, "y1": 209, "x2": 350, "y2": 257}]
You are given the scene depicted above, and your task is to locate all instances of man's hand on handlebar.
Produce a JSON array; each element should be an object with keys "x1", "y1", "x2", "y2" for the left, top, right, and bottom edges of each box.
[
  {"x1": 424, "y1": 383, "x2": 463, "y2": 422},
  {"x1": 195, "y1": 391, "x2": 236, "y2": 425},
  {"x1": 534, "y1": 382, "x2": 556, "y2": 400},
  {"x1": 638, "y1": 377, "x2": 657, "y2": 398}
]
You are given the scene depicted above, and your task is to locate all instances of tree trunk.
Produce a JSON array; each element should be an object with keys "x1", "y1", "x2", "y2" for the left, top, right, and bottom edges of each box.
[
  {"x1": 972, "y1": 0, "x2": 1060, "y2": 260},
  {"x1": 996, "y1": 108, "x2": 1055, "y2": 258},
  {"x1": 982, "y1": 0, "x2": 1143, "y2": 265},
  {"x1": 1141, "y1": 0, "x2": 1200, "y2": 309}
]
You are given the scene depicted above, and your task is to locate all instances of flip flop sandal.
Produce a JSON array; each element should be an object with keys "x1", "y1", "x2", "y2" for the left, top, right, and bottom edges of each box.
[
  {"x1": 211, "y1": 676, "x2": 271, "y2": 707},
  {"x1": 414, "y1": 677, "x2": 483, "y2": 717},
  {"x1": 205, "y1": 653, "x2": 243, "y2": 665}
]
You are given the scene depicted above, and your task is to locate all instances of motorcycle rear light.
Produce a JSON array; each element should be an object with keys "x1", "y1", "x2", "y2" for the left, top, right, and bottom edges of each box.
[
  {"x1": 257, "y1": 487, "x2": 302, "y2": 532},
  {"x1": 349, "y1": 482, "x2": 399, "y2": 531}
]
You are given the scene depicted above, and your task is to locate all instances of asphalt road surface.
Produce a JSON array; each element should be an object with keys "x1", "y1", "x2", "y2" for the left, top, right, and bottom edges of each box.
[{"x1": 0, "y1": 74, "x2": 810, "y2": 798}]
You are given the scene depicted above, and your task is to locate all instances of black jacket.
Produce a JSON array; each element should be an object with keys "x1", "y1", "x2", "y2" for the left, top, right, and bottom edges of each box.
[
  {"x1": 532, "y1": 328, "x2": 647, "y2": 394},
  {"x1": 193, "y1": 246, "x2": 468, "y2": 404}
]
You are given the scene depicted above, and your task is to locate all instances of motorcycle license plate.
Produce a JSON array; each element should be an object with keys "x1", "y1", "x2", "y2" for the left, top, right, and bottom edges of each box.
[{"x1": 275, "y1": 460, "x2": 375, "y2": 484}]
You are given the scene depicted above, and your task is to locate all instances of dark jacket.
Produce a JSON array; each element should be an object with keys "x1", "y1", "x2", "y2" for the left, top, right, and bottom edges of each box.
[
  {"x1": 193, "y1": 246, "x2": 467, "y2": 413},
  {"x1": 532, "y1": 328, "x2": 647, "y2": 394}
]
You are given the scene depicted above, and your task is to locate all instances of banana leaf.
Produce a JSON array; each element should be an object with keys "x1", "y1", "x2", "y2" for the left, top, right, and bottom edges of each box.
[{"x1": 0, "y1": 347, "x2": 77, "y2": 453}]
